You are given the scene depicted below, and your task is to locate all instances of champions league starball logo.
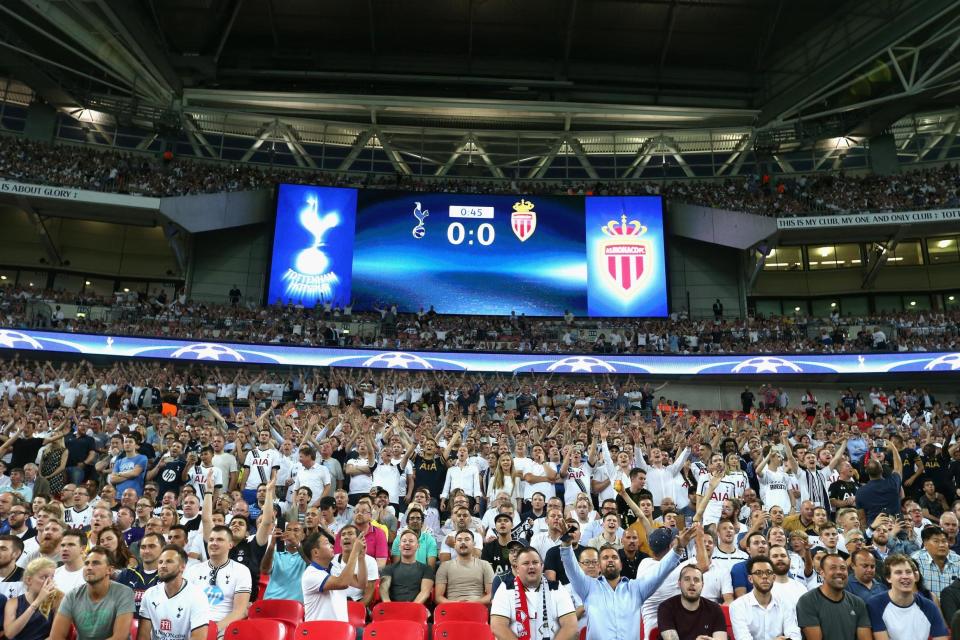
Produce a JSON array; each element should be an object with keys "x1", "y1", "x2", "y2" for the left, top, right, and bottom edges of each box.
[
  {"x1": 170, "y1": 343, "x2": 245, "y2": 362},
  {"x1": 282, "y1": 193, "x2": 341, "y2": 303},
  {"x1": 546, "y1": 356, "x2": 617, "y2": 373},
  {"x1": 731, "y1": 357, "x2": 803, "y2": 373},
  {"x1": 0, "y1": 330, "x2": 43, "y2": 350},
  {"x1": 923, "y1": 353, "x2": 960, "y2": 370}
]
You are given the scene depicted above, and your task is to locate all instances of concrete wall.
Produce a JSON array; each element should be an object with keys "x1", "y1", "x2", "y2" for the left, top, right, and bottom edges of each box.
[
  {"x1": 160, "y1": 190, "x2": 272, "y2": 233},
  {"x1": 668, "y1": 202, "x2": 777, "y2": 250},
  {"x1": 0, "y1": 207, "x2": 177, "y2": 278},
  {"x1": 187, "y1": 224, "x2": 271, "y2": 304},
  {"x1": 669, "y1": 237, "x2": 745, "y2": 318}
]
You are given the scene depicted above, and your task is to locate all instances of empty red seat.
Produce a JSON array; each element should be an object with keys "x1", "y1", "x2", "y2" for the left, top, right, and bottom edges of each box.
[
  {"x1": 433, "y1": 602, "x2": 487, "y2": 624},
  {"x1": 250, "y1": 599, "x2": 306, "y2": 624},
  {"x1": 365, "y1": 620, "x2": 426, "y2": 640},
  {"x1": 131, "y1": 618, "x2": 139, "y2": 640},
  {"x1": 432, "y1": 621, "x2": 494, "y2": 640},
  {"x1": 224, "y1": 619, "x2": 288, "y2": 640},
  {"x1": 370, "y1": 602, "x2": 429, "y2": 625},
  {"x1": 347, "y1": 600, "x2": 367, "y2": 628},
  {"x1": 292, "y1": 620, "x2": 356, "y2": 640}
]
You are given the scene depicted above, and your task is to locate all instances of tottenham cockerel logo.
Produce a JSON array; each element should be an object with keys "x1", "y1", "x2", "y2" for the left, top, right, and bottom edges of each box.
[{"x1": 600, "y1": 214, "x2": 653, "y2": 295}]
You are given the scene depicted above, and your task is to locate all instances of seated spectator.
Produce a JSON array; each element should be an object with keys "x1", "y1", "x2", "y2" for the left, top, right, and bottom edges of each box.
[
  {"x1": 490, "y1": 546, "x2": 577, "y2": 640},
  {"x1": 380, "y1": 529, "x2": 434, "y2": 603},
  {"x1": 434, "y1": 529, "x2": 494, "y2": 604}
]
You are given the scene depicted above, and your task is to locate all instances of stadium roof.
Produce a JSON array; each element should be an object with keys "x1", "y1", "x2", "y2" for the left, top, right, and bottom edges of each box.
[{"x1": 2, "y1": 0, "x2": 960, "y2": 177}]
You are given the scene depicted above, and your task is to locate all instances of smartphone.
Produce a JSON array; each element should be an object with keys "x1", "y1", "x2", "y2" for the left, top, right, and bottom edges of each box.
[{"x1": 560, "y1": 525, "x2": 578, "y2": 544}]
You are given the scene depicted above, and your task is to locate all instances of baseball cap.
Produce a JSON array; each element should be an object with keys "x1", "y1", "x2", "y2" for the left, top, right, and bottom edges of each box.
[
  {"x1": 494, "y1": 513, "x2": 514, "y2": 524},
  {"x1": 506, "y1": 540, "x2": 528, "y2": 551},
  {"x1": 648, "y1": 527, "x2": 676, "y2": 555}
]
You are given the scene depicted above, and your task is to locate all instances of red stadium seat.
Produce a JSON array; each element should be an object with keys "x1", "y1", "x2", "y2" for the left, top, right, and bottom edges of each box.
[
  {"x1": 365, "y1": 620, "x2": 426, "y2": 640},
  {"x1": 225, "y1": 619, "x2": 288, "y2": 640},
  {"x1": 579, "y1": 629, "x2": 586, "y2": 640},
  {"x1": 293, "y1": 620, "x2": 356, "y2": 640},
  {"x1": 250, "y1": 599, "x2": 306, "y2": 624},
  {"x1": 206, "y1": 622, "x2": 218, "y2": 640},
  {"x1": 131, "y1": 618, "x2": 139, "y2": 640},
  {"x1": 433, "y1": 602, "x2": 487, "y2": 624},
  {"x1": 347, "y1": 600, "x2": 367, "y2": 628},
  {"x1": 649, "y1": 628, "x2": 660, "y2": 640},
  {"x1": 721, "y1": 604, "x2": 735, "y2": 640},
  {"x1": 370, "y1": 602, "x2": 429, "y2": 625},
  {"x1": 432, "y1": 621, "x2": 494, "y2": 640}
]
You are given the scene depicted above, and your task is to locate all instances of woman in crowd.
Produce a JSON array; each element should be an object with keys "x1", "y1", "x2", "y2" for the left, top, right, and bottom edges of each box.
[{"x1": 4, "y1": 558, "x2": 62, "y2": 640}]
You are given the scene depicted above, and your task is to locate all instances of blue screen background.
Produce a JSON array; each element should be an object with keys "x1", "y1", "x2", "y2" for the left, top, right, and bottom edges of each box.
[
  {"x1": 268, "y1": 184, "x2": 357, "y2": 307},
  {"x1": 268, "y1": 186, "x2": 668, "y2": 317},
  {"x1": 351, "y1": 191, "x2": 587, "y2": 315},
  {"x1": 586, "y1": 196, "x2": 667, "y2": 317}
]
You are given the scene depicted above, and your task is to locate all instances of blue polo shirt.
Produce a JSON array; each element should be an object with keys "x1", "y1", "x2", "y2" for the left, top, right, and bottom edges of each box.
[{"x1": 263, "y1": 549, "x2": 308, "y2": 602}]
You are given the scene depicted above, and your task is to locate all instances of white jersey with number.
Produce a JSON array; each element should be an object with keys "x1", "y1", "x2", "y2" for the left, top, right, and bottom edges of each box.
[
  {"x1": 243, "y1": 448, "x2": 281, "y2": 491},
  {"x1": 139, "y1": 580, "x2": 211, "y2": 640},
  {"x1": 184, "y1": 560, "x2": 251, "y2": 623}
]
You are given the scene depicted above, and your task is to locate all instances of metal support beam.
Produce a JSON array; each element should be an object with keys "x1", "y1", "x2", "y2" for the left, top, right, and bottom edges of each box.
[
  {"x1": 182, "y1": 114, "x2": 217, "y2": 158},
  {"x1": 136, "y1": 134, "x2": 158, "y2": 151},
  {"x1": 746, "y1": 233, "x2": 780, "y2": 292},
  {"x1": 338, "y1": 130, "x2": 374, "y2": 171},
  {"x1": 374, "y1": 129, "x2": 411, "y2": 175},
  {"x1": 529, "y1": 138, "x2": 564, "y2": 179},
  {"x1": 716, "y1": 132, "x2": 753, "y2": 176},
  {"x1": 240, "y1": 124, "x2": 276, "y2": 163},
  {"x1": 566, "y1": 136, "x2": 599, "y2": 179},
  {"x1": 468, "y1": 136, "x2": 505, "y2": 179},
  {"x1": 435, "y1": 134, "x2": 472, "y2": 177},
  {"x1": 862, "y1": 227, "x2": 907, "y2": 289},
  {"x1": 282, "y1": 125, "x2": 318, "y2": 169},
  {"x1": 917, "y1": 111, "x2": 960, "y2": 160},
  {"x1": 620, "y1": 140, "x2": 655, "y2": 179},
  {"x1": 18, "y1": 202, "x2": 63, "y2": 266},
  {"x1": 657, "y1": 0, "x2": 679, "y2": 78},
  {"x1": 213, "y1": 0, "x2": 244, "y2": 64},
  {"x1": 560, "y1": 0, "x2": 578, "y2": 78}
]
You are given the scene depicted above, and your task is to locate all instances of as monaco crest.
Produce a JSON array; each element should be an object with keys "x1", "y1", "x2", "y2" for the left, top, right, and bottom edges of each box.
[
  {"x1": 600, "y1": 215, "x2": 651, "y2": 295},
  {"x1": 511, "y1": 199, "x2": 537, "y2": 242}
]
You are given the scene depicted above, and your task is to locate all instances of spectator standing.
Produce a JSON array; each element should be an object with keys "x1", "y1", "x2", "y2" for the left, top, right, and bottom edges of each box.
[
  {"x1": 856, "y1": 440, "x2": 903, "y2": 524},
  {"x1": 110, "y1": 437, "x2": 147, "y2": 498},
  {"x1": 796, "y1": 554, "x2": 870, "y2": 640},
  {"x1": 866, "y1": 553, "x2": 948, "y2": 640},
  {"x1": 560, "y1": 522, "x2": 693, "y2": 640},
  {"x1": 137, "y1": 545, "x2": 210, "y2": 640},
  {"x1": 490, "y1": 546, "x2": 577, "y2": 640},
  {"x1": 729, "y1": 555, "x2": 801, "y2": 640},
  {"x1": 301, "y1": 530, "x2": 366, "y2": 623},
  {"x1": 49, "y1": 547, "x2": 134, "y2": 640},
  {"x1": 182, "y1": 525, "x2": 251, "y2": 632},
  {"x1": 260, "y1": 523, "x2": 307, "y2": 603},
  {"x1": 656, "y1": 565, "x2": 726, "y2": 640},
  {"x1": 64, "y1": 423, "x2": 97, "y2": 486}
]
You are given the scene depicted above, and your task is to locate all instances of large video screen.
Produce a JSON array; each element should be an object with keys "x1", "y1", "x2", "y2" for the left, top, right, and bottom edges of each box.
[{"x1": 268, "y1": 184, "x2": 667, "y2": 317}]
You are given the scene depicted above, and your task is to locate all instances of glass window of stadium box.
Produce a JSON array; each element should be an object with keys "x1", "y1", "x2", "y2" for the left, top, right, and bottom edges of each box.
[
  {"x1": 53, "y1": 273, "x2": 86, "y2": 295},
  {"x1": 16, "y1": 271, "x2": 48, "y2": 289},
  {"x1": 807, "y1": 243, "x2": 862, "y2": 269},
  {"x1": 905, "y1": 296, "x2": 931, "y2": 311},
  {"x1": 763, "y1": 246, "x2": 803, "y2": 271},
  {"x1": 946, "y1": 294, "x2": 960, "y2": 310},
  {"x1": 886, "y1": 240, "x2": 923, "y2": 265},
  {"x1": 0, "y1": 269, "x2": 14, "y2": 287},
  {"x1": 784, "y1": 300, "x2": 809, "y2": 316},
  {"x1": 810, "y1": 299, "x2": 841, "y2": 317},
  {"x1": 753, "y1": 299, "x2": 782, "y2": 317},
  {"x1": 926, "y1": 237, "x2": 959, "y2": 263},
  {"x1": 874, "y1": 295, "x2": 904, "y2": 313},
  {"x1": 83, "y1": 278, "x2": 114, "y2": 300}
]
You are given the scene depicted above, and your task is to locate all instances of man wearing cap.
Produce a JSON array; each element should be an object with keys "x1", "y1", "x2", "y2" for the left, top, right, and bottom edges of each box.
[
  {"x1": 545, "y1": 519, "x2": 586, "y2": 585},
  {"x1": 483, "y1": 513, "x2": 517, "y2": 577},
  {"x1": 561, "y1": 519, "x2": 697, "y2": 640}
]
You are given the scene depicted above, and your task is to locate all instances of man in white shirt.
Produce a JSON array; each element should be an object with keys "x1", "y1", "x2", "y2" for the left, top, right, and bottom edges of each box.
[
  {"x1": 292, "y1": 445, "x2": 332, "y2": 507},
  {"x1": 53, "y1": 530, "x2": 86, "y2": 594},
  {"x1": 302, "y1": 529, "x2": 367, "y2": 622},
  {"x1": 138, "y1": 545, "x2": 210, "y2": 640},
  {"x1": 769, "y1": 545, "x2": 809, "y2": 602},
  {"x1": 241, "y1": 429, "x2": 280, "y2": 506},
  {"x1": 491, "y1": 546, "x2": 577, "y2": 640},
  {"x1": 729, "y1": 556, "x2": 801, "y2": 640},
  {"x1": 183, "y1": 525, "x2": 251, "y2": 632}
]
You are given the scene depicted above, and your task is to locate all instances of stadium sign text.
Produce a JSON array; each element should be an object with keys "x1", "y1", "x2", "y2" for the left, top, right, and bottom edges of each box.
[
  {"x1": 0, "y1": 180, "x2": 161, "y2": 209},
  {"x1": 776, "y1": 209, "x2": 960, "y2": 229}
]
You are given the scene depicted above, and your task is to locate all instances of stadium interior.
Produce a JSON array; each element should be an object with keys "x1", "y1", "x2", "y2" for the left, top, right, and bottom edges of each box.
[{"x1": 1, "y1": 1, "x2": 960, "y2": 639}]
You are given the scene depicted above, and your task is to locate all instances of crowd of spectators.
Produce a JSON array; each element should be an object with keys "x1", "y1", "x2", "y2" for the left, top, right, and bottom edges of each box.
[
  {"x1": 0, "y1": 354, "x2": 955, "y2": 638},
  {"x1": 3, "y1": 135, "x2": 960, "y2": 216},
  {"x1": 2, "y1": 284, "x2": 959, "y2": 355}
]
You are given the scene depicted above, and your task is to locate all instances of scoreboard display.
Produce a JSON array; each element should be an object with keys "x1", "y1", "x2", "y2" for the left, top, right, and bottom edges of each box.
[{"x1": 267, "y1": 184, "x2": 667, "y2": 317}]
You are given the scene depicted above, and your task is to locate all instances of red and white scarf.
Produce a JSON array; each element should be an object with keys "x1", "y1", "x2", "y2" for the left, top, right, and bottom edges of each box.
[{"x1": 513, "y1": 575, "x2": 550, "y2": 638}]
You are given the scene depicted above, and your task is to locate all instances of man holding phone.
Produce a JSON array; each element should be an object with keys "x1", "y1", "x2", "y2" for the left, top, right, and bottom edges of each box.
[{"x1": 855, "y1": 440, "x2": 903, "y2": 525}]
